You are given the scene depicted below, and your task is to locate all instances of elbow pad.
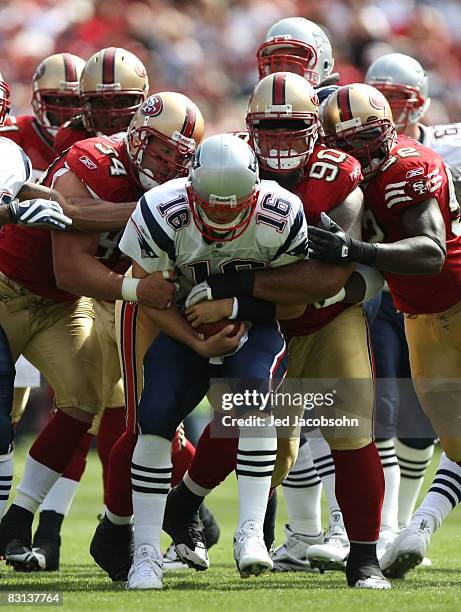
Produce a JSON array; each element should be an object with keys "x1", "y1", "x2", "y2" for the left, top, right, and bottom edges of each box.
[{"x1": 355, "y1": 264, "x2": 385, "y2": 303}]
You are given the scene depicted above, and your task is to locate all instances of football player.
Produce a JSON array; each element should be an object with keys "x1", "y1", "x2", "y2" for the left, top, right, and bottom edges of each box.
[
  {"x1": 0, "y1": 53, "x2": 84, "y2": 180},
  {"x1": 54, "y1": 47, "x2": 149, "y2": 155},
  {"x1": 307, "y1": 81, "x2": 461, "y2": 571},
  {"x1": 0, "y1": 71, "x2": 73, "y2": 519},
  {"x1": 168, "y1": 73, "x2": 388, "y2": 589},
  {"x1": 49, "y1": 92, "x2": 205, "y2": 578},
  {"x1": 117, "y1": 133, "x2": 316, "y2": 589},
  {"x1": 365, "y1": 53, "x2": 461, "y2": 577}
]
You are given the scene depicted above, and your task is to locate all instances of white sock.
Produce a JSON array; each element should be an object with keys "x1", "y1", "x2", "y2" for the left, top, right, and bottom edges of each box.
[
  {"x1": 395, "y1": 440, "x2": 434, "y2": 528},
  {"x1": 282, "y1": 440, "x2": 322, "y2": 535},
  {"x1": 131, "y1": 434, "x2": 172, "y2": 552},
  {"x1": 105, "y1": 507, "x2": 133, "y2": 525},
  {"x1": 0, "y1": 451, "x2": 13, "y2": 518},
  {"x1": 236, "y1": 421, "x2": 277, "y2": 530},
  {"x1": 15, "y1": 456, "x2": 60, "y2": 514},
  {"x1": 376, "y1": 439, "x2": 400, "y2": 531},
  {"x1": 40, "y1": 477, "x2": 79, "y2": 517},
  {"x1": 411, "y1": 452, "x2": 461, "y2": 535},
  {"x1": 309, "y1": 433, "x2": 339, "y2": 514}
]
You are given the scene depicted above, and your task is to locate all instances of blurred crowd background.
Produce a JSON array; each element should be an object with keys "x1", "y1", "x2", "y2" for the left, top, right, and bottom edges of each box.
[{"x1": 2, "y1": 0, "x2": 461, "y2": 136}]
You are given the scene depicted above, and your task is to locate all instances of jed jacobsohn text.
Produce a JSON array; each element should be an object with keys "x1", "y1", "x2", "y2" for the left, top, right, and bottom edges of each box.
[
  {"x1": 221, "y1": 414, "x2": 359, "y2": 428},
  {"x1": 221, "y1": 390, "x2": 336, "y2": 412}
]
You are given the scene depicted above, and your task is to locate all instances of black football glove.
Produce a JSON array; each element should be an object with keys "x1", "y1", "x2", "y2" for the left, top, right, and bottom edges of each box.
[{"x1": 308, "y1": 212, "x2": 378, "y2": 265}]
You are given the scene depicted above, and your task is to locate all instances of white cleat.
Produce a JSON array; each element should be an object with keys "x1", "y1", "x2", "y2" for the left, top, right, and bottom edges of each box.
[
  {"x1": 377, "y1": 527, "x2": 399, "y2": 562},
  {"x1": 127, "y1": 544, "x2": 163, "y2": 590},
  {"x1": 307, "y1": 513, "x2": 350, "y2": 572},
  {"x1": 272, "y1": 524, "x2": 322, "y2": 572},
  {"x1": 353, "y1": 575, "x2": 392, "y2": 589},
  {"x1": 380, "y1": 518, "x2": 432, "y2": 579},
  {"x1": 234, "y1": 521, "x2": 273, "y2": 578},
  {"x1": 163, "y1": 542, "x2": 190, "y2": 571}
]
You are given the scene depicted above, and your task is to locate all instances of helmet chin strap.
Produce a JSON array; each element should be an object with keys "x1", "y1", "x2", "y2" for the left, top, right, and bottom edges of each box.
[
  {"x1": 408, "y1": 98, "x2": 431, "y2": 125},
  {"x1": 139, "y1": 170, "x2": 159, "y2": 190}
]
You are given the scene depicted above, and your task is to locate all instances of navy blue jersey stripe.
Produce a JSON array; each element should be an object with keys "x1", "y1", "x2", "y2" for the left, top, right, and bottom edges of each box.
[
  {"x1": 140, "y1": 195, "x2": 176, "y2": 261},
  {"x1": 16, "y1": 145, "x2": 32, "y2": 182},
  {"x1": 272, "y1": 209, "x2": 305, "y2": 260}
]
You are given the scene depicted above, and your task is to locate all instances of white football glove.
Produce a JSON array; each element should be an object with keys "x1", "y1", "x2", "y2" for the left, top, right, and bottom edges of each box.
[
  {"x1": 8, "y1": 198, "x2": 72, "y2": 230},
  {"x1": 185, "y1": 280, "x2": 213, "y2": 308}
]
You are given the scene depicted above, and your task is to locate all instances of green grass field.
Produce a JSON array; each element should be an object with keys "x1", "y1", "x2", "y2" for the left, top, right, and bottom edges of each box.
[{"x1": 1, "y1": 440, "x2": 460, "y2": 612}]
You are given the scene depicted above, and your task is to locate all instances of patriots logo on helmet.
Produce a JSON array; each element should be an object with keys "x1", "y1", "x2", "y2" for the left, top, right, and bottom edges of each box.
[{"x1": 142, "y1": 95, "x2": 163, "y2": 117}]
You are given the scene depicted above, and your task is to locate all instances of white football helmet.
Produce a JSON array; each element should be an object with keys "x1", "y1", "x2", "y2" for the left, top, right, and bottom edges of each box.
[
  {"x1": 257, "y1": 17, "x2": 334, "y2": 86},
  {"x1": 365, "y1": 53, "x2": 430, "y2": 132}
]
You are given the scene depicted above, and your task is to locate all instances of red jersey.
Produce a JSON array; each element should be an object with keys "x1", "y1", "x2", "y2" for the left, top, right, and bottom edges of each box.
[
  {"x1": 0, "y1": 115, "x2": 55, "y2": 179},
  {"x1": 363, "y1": 134, "x2": 461, "y2": 314},
  {"x1": 54, "y1": 116, "x2": 90, "y2": 156},
  {"x1": 281, "y1": 144, "x2": 363, "y2": 337},
  {"x1": 0, "y1": 133, "x2": 142, "y2": 301}
]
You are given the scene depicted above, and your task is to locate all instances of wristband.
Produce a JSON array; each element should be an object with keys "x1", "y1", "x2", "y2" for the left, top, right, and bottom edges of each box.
[
  {"x1": 236, "y1": 296, "x2": 276, "y2": 323},
  {"x1": 229, "y1": 297, "x2": 239, "y2": 320},
  {"x1": 208, "y1": 270, "x2": 255, "y2": 299},
  {"x1": 121, "y1": 277, "x2": 140, "y2": 302},
  {"x1": 350, "y1": 239, "x2": 378, "y2": 265}
]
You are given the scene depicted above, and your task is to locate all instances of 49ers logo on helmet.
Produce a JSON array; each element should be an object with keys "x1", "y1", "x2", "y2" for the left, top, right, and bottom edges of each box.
[
  {"x1": 142, "y1": 95, "x2": 163, "y2": 117},
  {"x1": 33, "y1": 62, "x2": 45, "y2": 81},
  {"x1": 369, "y1": 91, "x2": 386, "y2": 111}
]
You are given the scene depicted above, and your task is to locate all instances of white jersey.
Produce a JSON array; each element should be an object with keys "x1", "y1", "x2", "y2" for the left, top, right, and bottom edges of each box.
[
  {"x1": 0, "y1": 137, "x2": 32, "y2": 205},
  {"x1": 119, "y1": 177, "x2": 310, "y2": 305},
  {"x1": 419, "y1": 123, "x2": 461, "y2": 180}
]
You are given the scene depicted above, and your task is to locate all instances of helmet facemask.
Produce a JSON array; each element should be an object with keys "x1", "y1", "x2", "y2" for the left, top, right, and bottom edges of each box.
[
  {"x1": 0, "y1": 79, "x2": 11, "y2": 125},
  {"x1": 82, "y1": 91, "x2": 145, "y2": 135},
  {"x1": 327, "y1": 119, "x2": 396, "y2": 177},
  {"x1": 128, "y1": 127, "x2": 196, "y2": 190},
  {"x1": 188, "y1": 184, "x2": 259, "y2": 242},
  {"x1": 257, "y1": 39, "x2": 320, "y2": 85},
  {"x1": 32, "y1": 90, "x2": 81, "y2": 131},
  {"x1": 369, "y1": 83, "x2": 427, "y2": 132},
  {"x1": 248, "y1": 116, "x2": 319, "y2": 174}
]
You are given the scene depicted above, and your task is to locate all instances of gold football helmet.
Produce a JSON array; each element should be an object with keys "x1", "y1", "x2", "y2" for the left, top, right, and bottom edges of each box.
[
  {"x1": 126, "y1": 92, "x2": 204, "y2": 189},
  {"x1": 80, "y1": 47, "x2": 149, "y2": 135},
  {"x1": 322, "y1": 83, "x2": 396, "y2": 177},
  {"x1": 246, "y1": 72, "x2": 320, "y2": 173},
  {"x1": 31, "y1": 53, "x2": 85, "y2": 131},
  {"x1": 0, "y1": 72, "x2": 10, "y2": 125}
]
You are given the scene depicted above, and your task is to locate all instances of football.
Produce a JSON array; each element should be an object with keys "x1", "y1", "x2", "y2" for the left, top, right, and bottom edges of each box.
[{"x1": 195, "y1": 319, "x2": 240, "y2": 339}]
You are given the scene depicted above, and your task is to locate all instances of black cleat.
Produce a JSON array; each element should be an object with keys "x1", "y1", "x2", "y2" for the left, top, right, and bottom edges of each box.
[
  {"x1": 346, "y1": 542, "x2": 391, "y2": 590},
  {"x1": 263, "y1": 489, "x2": 277, "y2": 555},
  {"x1": 0, "y1": 504, "x2": 36, "y2": 571},
  {"x1": 90, "y1": 516, "x2": 133, "y2": 581},
  {"x1": 6, "y1": 539, "x2": 46, "y2": 572},
  {"x1": 31, "y1": 510, "x2": 63, "y2": 571},
  {"x1": 163, "y1": 484, "x2": 209, "y2": 571},
  {"x1": 199, "y1": 504, "x2": 220, "y2": 550}
]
